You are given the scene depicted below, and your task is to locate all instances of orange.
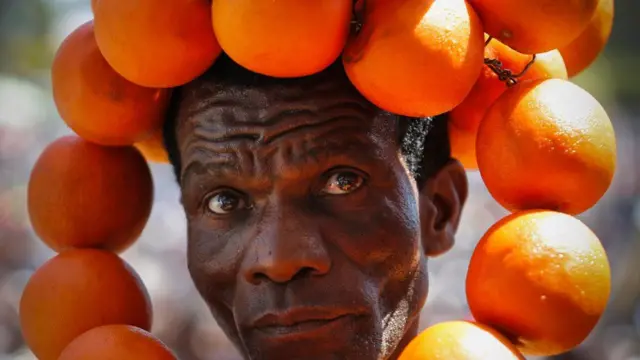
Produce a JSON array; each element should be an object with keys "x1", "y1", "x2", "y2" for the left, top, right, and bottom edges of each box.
[
  {"x1": 135, "y1": 128, "x2": 169, "y2": 164},
  {"x1": 399, "y1": 321, "x2": 525, "y2": 359},
  {"x1": 450, "y1": 37, "x2": 567, "y2": 133},
  {"x1": 448, "y1": 38, "x2": 567, "y2": 170},
  {"x1": 52, "y1": 21, "x2": 170, "y2": 146},
  {"x1": 466, "y1": 210, "x2": 611, "y2": 356},
  {"x1": 93, "y1": 0, "x2": 221, "y2": 88},
  {"x1": 559, "y1": 0, "x2": 615, "y2": 77},
  {"x1": 28, "y1": 135, "x2": 153, "y2": 253},
  {"x1": 449, "y1": 120, "x2": 478, "y2": 170},
  {"x1": 476, "y1": 78, "x2": 616, "y2": 215},
  {"x1": 343, "y1": 0, "x2": 485, "y2": 117},
  {"x1": 59, "y1": 325, "x2": 176, "y2": 360},
  {"x1": 467, "y1": 0, "x2": 599, "y2": 54},
  {"x1": 212, "y1": 0, "x2": 352, "y2": 78},
  {"x1": 20, "y1": 249, "x2": 152, "y2": 360}
]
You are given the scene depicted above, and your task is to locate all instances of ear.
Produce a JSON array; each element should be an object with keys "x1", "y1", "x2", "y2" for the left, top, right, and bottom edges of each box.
[{"x1": 418, "y1": 159, "x2": 468, "y2": 257}]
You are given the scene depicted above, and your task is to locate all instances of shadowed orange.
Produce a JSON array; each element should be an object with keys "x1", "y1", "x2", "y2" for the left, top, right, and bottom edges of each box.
[
  {"x1": 20, "y1": 249, "x2": 152, "y2": 360},
  {"x1": 135, "y1": 128, "x2": 170, "y2": 164},
  {"x1": 449, "y1": 120, "x2": 479, "y2": 170},
  {"x1": 559, "y1": 0, "x2": 615, "y2": 77},
  {"x1": 52, "y1": 21, "x2": 170, "y2": 146},
  {"x1": 59, "y1": 325, "x2": 176, "y2": 360},
  {"x1": 28, "y1": 135, "x2": 153, "y2": 253},
  {"x1": 468, "y1": 0, "x2": 599, "y2": 54}
]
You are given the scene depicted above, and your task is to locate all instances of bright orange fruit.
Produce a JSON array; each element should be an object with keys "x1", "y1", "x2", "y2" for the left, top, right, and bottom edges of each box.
[
  {"x1": 476, "y1": 78, "x2": 616, "y2": 215},
  {"x1": 20, "y1": 249, "x2": 152, "y2": 360},
  {"x1": 212, "y1": 0, "x2": 352, "y2": 78},
  {"x1": 52, "y1": 21, "x2": 170, "y2": 146},
  {"x1": 343, "y1": 0, "x2": 485, "y2": 117},
  {"x1": 450, "y1": 37, "x2": 567, "y2": 133},
  {"x1": 93, "y1": 0, "x2": 221, "y2": 88},
  {"x1": 59, "y1": 325, "x2": 176, "y2": 360},
  {"x1": 467, "y1": 0, "x2": 599, "y2": 54},
  {"x1": 135, "y1": 128, "x2": 169, "y2": 164},
  {"x1": 466, "y1": 210, "x2": 611, "y2": 356},
  {"x1": 28, "y1": 135, "x2": 153, "y2": 253},
  {"x1": 559, "y1": 0, "x2": 615, "y2": 77},
  {"x1": 448, "y1": 38, "x2": 567, "y2": 170},
  {"x1": 399, "y1": 321, "x2": 525, "y2": 360},
  {"x1": 449, "y1": 120, "x2": 478, "y2": 170}
]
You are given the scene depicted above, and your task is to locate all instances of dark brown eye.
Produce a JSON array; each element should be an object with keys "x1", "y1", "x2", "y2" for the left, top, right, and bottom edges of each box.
[
  {"x1": 322, "y1": 171, "x2": 365, "y2": 195},
  {"x1": 206, "y1": 190, "x2": 247, "y2": 215}
]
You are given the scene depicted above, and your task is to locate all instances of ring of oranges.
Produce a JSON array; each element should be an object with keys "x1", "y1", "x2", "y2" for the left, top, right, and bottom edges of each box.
[{"x1": 20, "y1": 0, "x2": 616, "y2": 359}]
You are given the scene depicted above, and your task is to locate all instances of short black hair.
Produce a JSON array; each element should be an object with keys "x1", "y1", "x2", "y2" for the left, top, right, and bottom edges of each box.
[{"x1": 163, "y1": 53, "x2": 451, "y2": 188}]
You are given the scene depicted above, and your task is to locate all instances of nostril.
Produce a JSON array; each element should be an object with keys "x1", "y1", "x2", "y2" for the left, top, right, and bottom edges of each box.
[
  {"x1": 292, "y1": 267, "x2": 319, "y2": 281},
  {"x1": 250, "y1": 272, "x2": 270, "y2": 284},
  {"x1": 249, "y1": 266, "x2": 325, "y2": 285}
]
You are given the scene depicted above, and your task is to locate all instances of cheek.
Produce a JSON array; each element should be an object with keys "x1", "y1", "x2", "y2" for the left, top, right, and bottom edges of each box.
[
  {"x1": 186, "y1": 221, "x2": 240, "y2": 305},
  {"x1": 326, "y1": 186, "x2": 428, "y2": 357},
  {"x1": 333, "y1": 178, "x2": 422, "y2": 281}
]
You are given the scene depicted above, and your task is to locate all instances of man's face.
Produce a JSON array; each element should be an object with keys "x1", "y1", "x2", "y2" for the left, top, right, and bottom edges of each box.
[{"x1": 174, "y1": 64, "x2": 463, "y2": 360}]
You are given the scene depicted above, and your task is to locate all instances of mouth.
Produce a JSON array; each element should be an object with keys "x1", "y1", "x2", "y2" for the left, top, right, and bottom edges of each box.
[{"x1": 251, "y1": 308, "x2": 358, "y2": 339}]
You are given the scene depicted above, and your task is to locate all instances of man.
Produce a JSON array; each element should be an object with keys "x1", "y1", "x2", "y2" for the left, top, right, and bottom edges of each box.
[{"x1": 162, "y1": 53, "x2": 469, "y2": 360}]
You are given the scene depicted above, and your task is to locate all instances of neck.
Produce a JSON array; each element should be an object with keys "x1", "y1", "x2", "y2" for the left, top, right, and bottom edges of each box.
[{"x1": 388, "y1": 317, "x2": 420, "y2": 360}]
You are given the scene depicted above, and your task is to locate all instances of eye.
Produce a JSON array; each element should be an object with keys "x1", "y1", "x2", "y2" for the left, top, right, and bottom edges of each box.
[
  {"x1": 205, "y1": 190, "x2": 248, "y2": 215},
  {"x1": 322, "y1": 170, "x2": 365, "y2": 195}
]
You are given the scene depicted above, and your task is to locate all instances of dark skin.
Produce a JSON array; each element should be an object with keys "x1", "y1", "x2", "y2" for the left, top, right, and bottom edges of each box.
[{"x1": 173, "y1": 63, "x2": 468, "y2": 360}]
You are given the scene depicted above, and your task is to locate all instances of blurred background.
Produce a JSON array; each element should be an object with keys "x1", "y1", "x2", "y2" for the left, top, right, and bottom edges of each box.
[{"x1": 0, "y1": 0, "x2": 638, "y2": 359}]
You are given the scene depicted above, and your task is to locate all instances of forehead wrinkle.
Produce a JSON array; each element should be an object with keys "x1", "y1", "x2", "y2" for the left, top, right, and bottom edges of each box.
[
  {"x1": 270, "y1": 123, "x2": 381, "y2": 175},
  {"x1": 185, "y1": 97, "x2": 375, "y2": 145},
  {"x1": 181, "y1": 122, "x2": 379, "y2": 187},
  {"x1": 302, "y1": 134, "x2": 371, "y2": 166},
  {"x1": 175, "y1": 64, "x2": 391, "y2": 184},
  {"x1": 178, "y1": 146, "x2": 276, "y2": 188},
  {"x1": 181, "y1": 66, "x2": 368, "y2": 121},
  {"x1": 369, "y1": 111, "x2": 403, "y2": 149},
  {"x1": 259, "y1": 103, "x2": 373, "y2": 144},
  {"x1": 181, "y1": 145, "x2": 242, "y2": 180},
  {"x1": 178, "y1": 100, "x2": 397, "y2": 182},
  {"x1": 184, "y1": 67, "x2": 358, "y2": 119},
  {"x1": 186, "y1": 116, "x2": 368, "y2": 162},
  {"x1": 185, "y1": 83, "x2": 268, "y2": 117}
]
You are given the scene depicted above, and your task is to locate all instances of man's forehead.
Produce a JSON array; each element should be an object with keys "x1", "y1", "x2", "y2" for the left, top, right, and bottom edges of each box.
[
  {"x1": 173, "y1": 59, "x2": 398, "y2": 144},
  {"x1": 175, "y1": 83, "x2": 400, "y2": 186},
  {"x1": 179, "y1": 89, "x2": 379, "y2": 140},
  {"x1": 170, "y1": 57, "x2": 405, "y2": 186},
  {"x1": 178, "y1": 61, "x2": 368, "y2": 122}
]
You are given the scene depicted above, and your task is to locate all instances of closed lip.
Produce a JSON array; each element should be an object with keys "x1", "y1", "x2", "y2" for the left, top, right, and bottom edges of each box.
[{"x1": 251, "y1": 307, "x2": 358, "y2": 329}]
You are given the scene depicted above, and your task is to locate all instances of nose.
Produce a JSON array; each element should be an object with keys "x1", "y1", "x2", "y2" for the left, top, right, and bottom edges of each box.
[{"x1": 243, "y1": 208, "x2": 331, "y2": 285}]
